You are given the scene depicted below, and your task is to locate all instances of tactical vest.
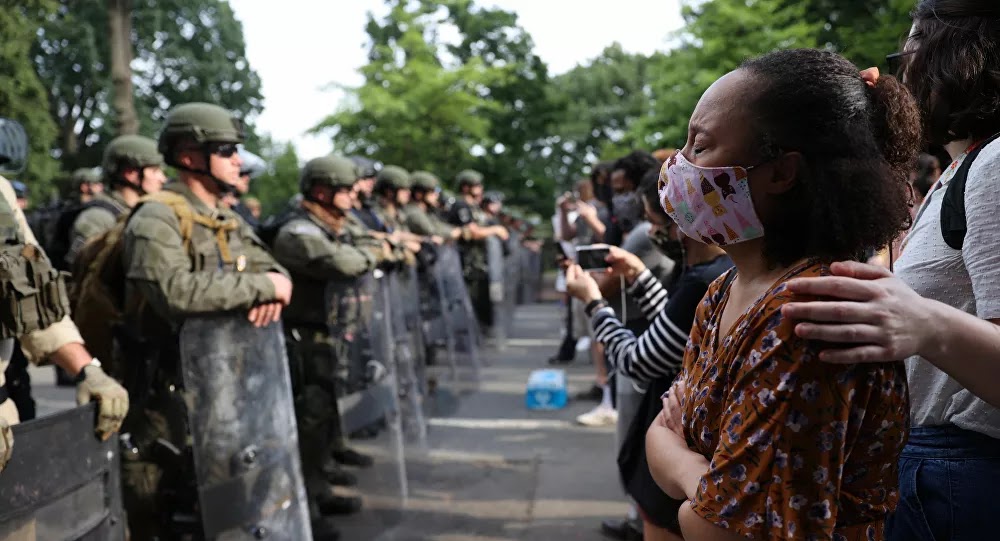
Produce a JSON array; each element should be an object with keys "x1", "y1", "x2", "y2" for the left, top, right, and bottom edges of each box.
[
  {"x1": 0, "y1": 188, "x2": 71, "y2": 339},
  {"x1": 280, "y1": 212, "x2": 368, "y2": 330}
]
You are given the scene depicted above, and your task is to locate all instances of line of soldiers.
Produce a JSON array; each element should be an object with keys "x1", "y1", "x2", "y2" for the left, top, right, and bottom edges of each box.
[{"x1": 0, "y1": 97, "x2": 530, "y2": 539}]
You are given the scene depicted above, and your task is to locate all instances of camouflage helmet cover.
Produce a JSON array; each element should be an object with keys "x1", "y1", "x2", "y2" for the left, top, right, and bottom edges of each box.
[
  {"x1": 102, "y1": 135, "x2": 164, "y2": 182},
  {"x1": 456, "y1": 169, "x2": 484, "y2": 188},
  {"x1": 375, "y1": 165, "x2": 411, "y2": 190},
  {"x1": 72, "y1": 167, "x2": 103, "y2": 189},
  {"x1": 410, "y1": 170, "x2": 439, "y2": 191},
  {"x1": 158, "y1": 102, "x2": 245, "y2": 164},
  {"x1": 299, "y1": 155, "x2": 358, "y2": 193}
]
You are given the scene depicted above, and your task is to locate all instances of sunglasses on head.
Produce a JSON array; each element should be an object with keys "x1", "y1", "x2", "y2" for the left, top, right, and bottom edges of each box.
[{"x1": 210, "y1": 143, "x2": 239, "y2": 158}]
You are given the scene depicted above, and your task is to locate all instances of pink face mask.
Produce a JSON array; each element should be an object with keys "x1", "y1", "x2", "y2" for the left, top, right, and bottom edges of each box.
[{"x1": 657, "y1": 152, "x2": 765, "y2": 246}]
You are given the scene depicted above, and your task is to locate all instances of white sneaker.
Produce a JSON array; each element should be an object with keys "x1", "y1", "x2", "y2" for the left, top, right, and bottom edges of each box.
[
  {"x1": 575, "y1": 336, "x2": 592, "y2": 352},
  {"x1": 576, "y1": 405, "x2": 618, "y2": 427}
]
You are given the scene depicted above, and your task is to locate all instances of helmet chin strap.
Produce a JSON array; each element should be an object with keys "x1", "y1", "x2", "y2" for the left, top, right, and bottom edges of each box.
[{"x1": 174, "y1": 146, "x2": 238, "y2": 196}]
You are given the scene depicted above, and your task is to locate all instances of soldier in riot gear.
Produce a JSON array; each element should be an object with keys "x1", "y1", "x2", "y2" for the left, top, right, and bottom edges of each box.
[
  {"x1": 71, "y1": 167, "x2": 104, "y2": 204},
  {"x1": 268, "y1": 155, "x2": 393, "y2": 539},
  {"x1": 0, "y1": 118, "x2": 128, "y2": 470},
  {"x1": 373, "y1": 165, "x2": 413, "y2": 233},
  {"x1": 63, "y1": 134, "x2": 166, "y2": 267},
  {"x1": 349, "y1": 156, "x2": 385, "y2": 231},
  {"x1": 118, "y1": 102, "x2": 303, "y2": 539},
  {"x1": 406, "y1": 171, "x2": 460, "y2": 240},
  {"x1": 446, "y1": 169, "x2": 509, "y2": 329}
]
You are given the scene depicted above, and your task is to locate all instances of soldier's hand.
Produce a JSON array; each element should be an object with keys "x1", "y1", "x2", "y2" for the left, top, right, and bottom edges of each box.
[
  {"x1": 430, "y1": 235, "x2": 445, "y2": 245},
  {"x1": 0, "y1": 417, "x2": 12, "y2": 473},
  {"x1": 494, "y1": 226, "x2": 510, "y2": 241},
  {"x1": 267, "y1": 272, "x2": 293, "y2": 305},
  {"x1": 75, "y1": 364, "x2": 129, "y2": 441},
  {"x1": 405, "y1": 240, "x2": 423, "y2": 253},
  {"x1": 248, "y1": 301, "x2": 283, "y2": 328}
]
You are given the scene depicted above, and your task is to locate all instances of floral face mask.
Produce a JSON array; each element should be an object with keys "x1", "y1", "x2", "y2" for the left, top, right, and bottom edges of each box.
[{"x1": 657, "y1": 152, "x2": 765, "y2": 246}]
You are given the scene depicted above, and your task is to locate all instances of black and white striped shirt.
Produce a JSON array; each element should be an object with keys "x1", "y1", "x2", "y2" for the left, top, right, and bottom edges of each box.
[{"x1": 592, "y1": 257, "x2": 733, "y2": 384}]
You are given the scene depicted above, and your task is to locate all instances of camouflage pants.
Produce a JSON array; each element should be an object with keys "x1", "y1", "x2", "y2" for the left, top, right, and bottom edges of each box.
[{"x1": 284, "y1": 327, "x2": 349, "y2": 502}]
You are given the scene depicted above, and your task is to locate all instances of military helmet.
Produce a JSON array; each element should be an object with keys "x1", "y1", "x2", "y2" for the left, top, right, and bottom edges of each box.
[
  {"x1": 0, "y1": 118, "x2": 28, "y2": 176},
  {"x1": 456, "y1": 169, "x2": 484, "y2": 188},
  {"x1": 375, "y1": 165, "x2": 411, "y2": 191},
  {"x1": 72, "y1": 167, "x2": 103, "y2": 189},
  {"x1": 300, "y1": 155, "x2": 357, "y2": 194},
  {"x1": 349, "y1": 156, "x2": 377, "y2": 178},
  {"x1": 482, "y1": 190, "x2": 504, "y2": 205},
  {"x1": 11, "y1": 180, "x2": 27, "y2": 199},
  {"x1": 102, "y1": 135, "x2": 164, "y2": 183},
  {"x1": 158, "y1": 102, "x2": 245, "y2": 165},
  {"x1": 410, "y1": 171, "x2": 439, "y2": 191}
]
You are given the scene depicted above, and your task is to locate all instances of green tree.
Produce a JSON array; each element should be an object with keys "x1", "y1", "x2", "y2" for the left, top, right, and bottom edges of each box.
[
  {"x1": 314, "y1": 0, "x2": 505, "y2": 186},
  {"x1": 33, "y1": 0, "x2": 264, "y2": 171},
  {"x1": 249, "y1": 136, "x2": 300, "y2": 217},
  {"x1": 2, "y1": 1, "x2": 60, "y2": 198}
]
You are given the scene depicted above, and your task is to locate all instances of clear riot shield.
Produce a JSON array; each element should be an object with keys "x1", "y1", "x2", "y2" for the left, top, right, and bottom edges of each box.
[
  {"x1": 178, "y1": 316, "x2": 311, "y2": 540},
  {"x1": 345, "y1": 271, "x2": 409, "y2": 528},
  {"x1": 520, "y1": 245, "x2": 542, "y2": 304},
  {"x1": 501, "y1": 232, "x2": 521, "y2": 338},
  {"x1": 433, "y1": 245, "x2": 482, "y2": 391},
  {"x1": 0, "y1": 403, "x2": 124, "y2": 541},
  {"x1": 384, "y1": 270, "x2": 428, "y2": 447},
  {"x1": 484, "y1": 235, "x2": 507, "y2": 350}
]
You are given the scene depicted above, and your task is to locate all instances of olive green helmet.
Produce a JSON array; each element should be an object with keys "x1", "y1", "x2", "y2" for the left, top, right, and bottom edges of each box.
[
  {"x1": 375, "y1": 165, "x2": 411, "y2": 192},
  {"x1": 300, "y1": 155, "x2": 358, "y2": 194},
  {"x1": 102, "y1": 135, "x2": 164, "y2": 184},
  {"x1": 72, "y1": 167, "x2": 102, "y2": 189},
  {"x1": 456, "y1": 169, "x2": 484, "y2": 188},
  {"x1": 158, "y1": 102, "x2": 245, "y2": 166},
  {"x1": 410, "y1": 171, "x2": 440, "y2": 191}
]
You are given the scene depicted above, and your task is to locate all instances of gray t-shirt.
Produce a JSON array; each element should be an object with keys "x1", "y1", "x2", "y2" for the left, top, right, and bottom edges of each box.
[
  {"x1": 608, "y1": 221, "x2": 673, "y2": 322},
  {"x1": 895, "y1": 138, "x2": 1000, "y2": 438}
]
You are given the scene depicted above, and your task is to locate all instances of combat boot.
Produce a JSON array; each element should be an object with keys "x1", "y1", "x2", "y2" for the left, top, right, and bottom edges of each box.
[
  {"x1": 317, "y1": 493, "x2": 363, "y2": 516},
  {"x1": 323, "y1": 461, "x2": 358, "y2": 486},
  {"x1": 331, "y1": 447, "x2": 374, "y2": 468},
  {"x1": 311, "y1": 516, "x2": 342, "y2": 541}
]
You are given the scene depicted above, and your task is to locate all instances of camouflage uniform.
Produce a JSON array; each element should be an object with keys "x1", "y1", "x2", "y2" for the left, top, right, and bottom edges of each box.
[
  {"x1": 118, "y1": 104, "x2": 287, "y2": 539},
  {"x1": 406, "y1": 171, "x2": 455, "y2": 237},
  {"x1": 270, "y1": 156, "x2": 382, "y2": 517},
  {"x1": 447, "y1": 170, "x2": 494, "y2": 327},
  {"x1": 372, "y1": 165, "x2": 411, "y2": 233}
]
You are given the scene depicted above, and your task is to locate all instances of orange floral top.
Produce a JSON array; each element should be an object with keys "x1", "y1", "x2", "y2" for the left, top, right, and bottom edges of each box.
[{"x1": 678, "y1": 261, "x2": 909, "y2": 540}]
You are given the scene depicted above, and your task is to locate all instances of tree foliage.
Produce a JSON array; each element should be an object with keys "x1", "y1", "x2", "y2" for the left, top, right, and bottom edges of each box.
[
  {"x1": 2, "y1": 1, "x2": 60, "y2": 198},
  {"x1": 31, "y1": 0, "x2": 264, "y2": 175}
]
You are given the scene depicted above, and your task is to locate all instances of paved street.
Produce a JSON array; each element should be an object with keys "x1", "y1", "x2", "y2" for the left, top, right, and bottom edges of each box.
[{"x1": 28, "y1": 300, "x2": 628, "y2": 541}]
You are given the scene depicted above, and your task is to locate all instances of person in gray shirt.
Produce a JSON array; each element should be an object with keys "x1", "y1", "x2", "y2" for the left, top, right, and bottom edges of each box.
[{"x1": 782, "y1": 4, "x2": 1000, "y2": 539}]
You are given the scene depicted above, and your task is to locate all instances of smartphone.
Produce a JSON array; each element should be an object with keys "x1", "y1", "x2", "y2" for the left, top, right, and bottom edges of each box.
[{"x1": 576, "y1": 245, "x2": 610, "y2": 271}]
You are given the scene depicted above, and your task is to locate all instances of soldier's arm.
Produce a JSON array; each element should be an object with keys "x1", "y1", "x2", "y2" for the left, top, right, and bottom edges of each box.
[
  {"x1": 405, "y1": 211, "x2": 435, "y2": 236},
  {"x1": 123, "y1": 204, "x2": 278, "y2": 318},
  {"x1": 0, "y1": 178, "x2": 87, "y2": 365},
  {"x1": 67, "y1": 207, "x2": 116, "y2": 265},
  {"x1": 238, "y1": 221, "x2": 290, "y2": 277},
  {"x1": 273, "y1": 222, "x2": 377, "y2": 280}
]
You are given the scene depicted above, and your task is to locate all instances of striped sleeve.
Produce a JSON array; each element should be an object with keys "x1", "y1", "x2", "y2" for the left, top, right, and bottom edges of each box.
[
  {"x1": 627, "y1": 269, "x2": 669, "y2": 321},
  {"x1": 592, "y1": 300, "x2": 689, "y2": 384}
]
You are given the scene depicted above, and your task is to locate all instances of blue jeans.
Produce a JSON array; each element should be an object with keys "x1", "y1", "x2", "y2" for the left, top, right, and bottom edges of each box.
[{"x1": 887, "y1": 424, "x2": 1000, "y2": 541}]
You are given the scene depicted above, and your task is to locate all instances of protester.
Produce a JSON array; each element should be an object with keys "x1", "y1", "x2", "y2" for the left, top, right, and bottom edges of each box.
[
  {"x1": 566, "y1": 172, "x2": 731, "y2": 541},
  {"x1": 644, "y1": 48, "x2": 920, "y2": 540},
  {"x1": 782, "y1": 3, "x2": 1000, "y2": 539}
]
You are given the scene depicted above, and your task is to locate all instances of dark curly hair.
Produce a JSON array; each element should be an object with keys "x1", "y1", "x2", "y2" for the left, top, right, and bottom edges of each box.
[
  {"x1": 905, "y1": 1, "x2": 1000, "y2": 145},
  {"x1": 613, "y1": 150, "x2": 659, "y2": 189},
  {"x1": 740, "y1": 49, "x2": 922, "y2": 266}
]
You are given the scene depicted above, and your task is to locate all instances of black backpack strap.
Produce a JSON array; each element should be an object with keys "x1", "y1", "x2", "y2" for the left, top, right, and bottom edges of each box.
[{"x1": 941, "y1": 132, "x2": 1000, "y2": 250}]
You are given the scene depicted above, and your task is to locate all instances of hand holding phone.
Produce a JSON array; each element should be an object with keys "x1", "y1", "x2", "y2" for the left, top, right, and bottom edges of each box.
[{"x1": 576, "y1": 244, "x2": 611, "y2": 271}]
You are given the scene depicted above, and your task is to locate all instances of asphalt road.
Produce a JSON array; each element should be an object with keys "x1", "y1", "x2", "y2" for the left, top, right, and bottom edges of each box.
[{"x1": 26, "y1": 300, "x2": 628, "y2": 541}]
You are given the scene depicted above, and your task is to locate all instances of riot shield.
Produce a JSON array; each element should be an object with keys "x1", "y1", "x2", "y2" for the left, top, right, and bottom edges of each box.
[
  {"x1": 0, "y1": 403, "x2": 124, "y2": 541},
  {"x1": 484, "y1": 235, "x2": 508, "y2": 349},
  {"x1": 345, "y1": 271, "x2": 409, "y2": 529},
  {"x1": 520, "y1": 245, "x2": 542, "y2": 304},
  {"x1": 433, "y1": 245, "x2": 482, "y2": 392},
  {"x1": 387, "y1": 268, "x2": 429, "y2": 447},
  {"x1": 178, "y1": 316, "x2": 311, "y2": 540},
  {"x1": 501, "y1": 232, "x2": 521, "y2": 338}
]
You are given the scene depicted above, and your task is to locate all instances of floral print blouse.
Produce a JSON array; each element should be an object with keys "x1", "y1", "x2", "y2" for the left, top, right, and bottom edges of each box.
[{"x1": 678, "y1": 261, "x2": 909, "y2": 540}]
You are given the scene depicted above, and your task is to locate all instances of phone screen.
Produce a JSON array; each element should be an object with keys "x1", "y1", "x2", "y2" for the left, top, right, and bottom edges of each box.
[{"x1": 576, "y1": 247, "x2": 610, "y2": 271}]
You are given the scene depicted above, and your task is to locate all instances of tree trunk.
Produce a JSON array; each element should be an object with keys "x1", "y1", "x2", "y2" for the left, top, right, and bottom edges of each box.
[{"x1": 108, "y1": 0, "x2": 138, "y2": 135}]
